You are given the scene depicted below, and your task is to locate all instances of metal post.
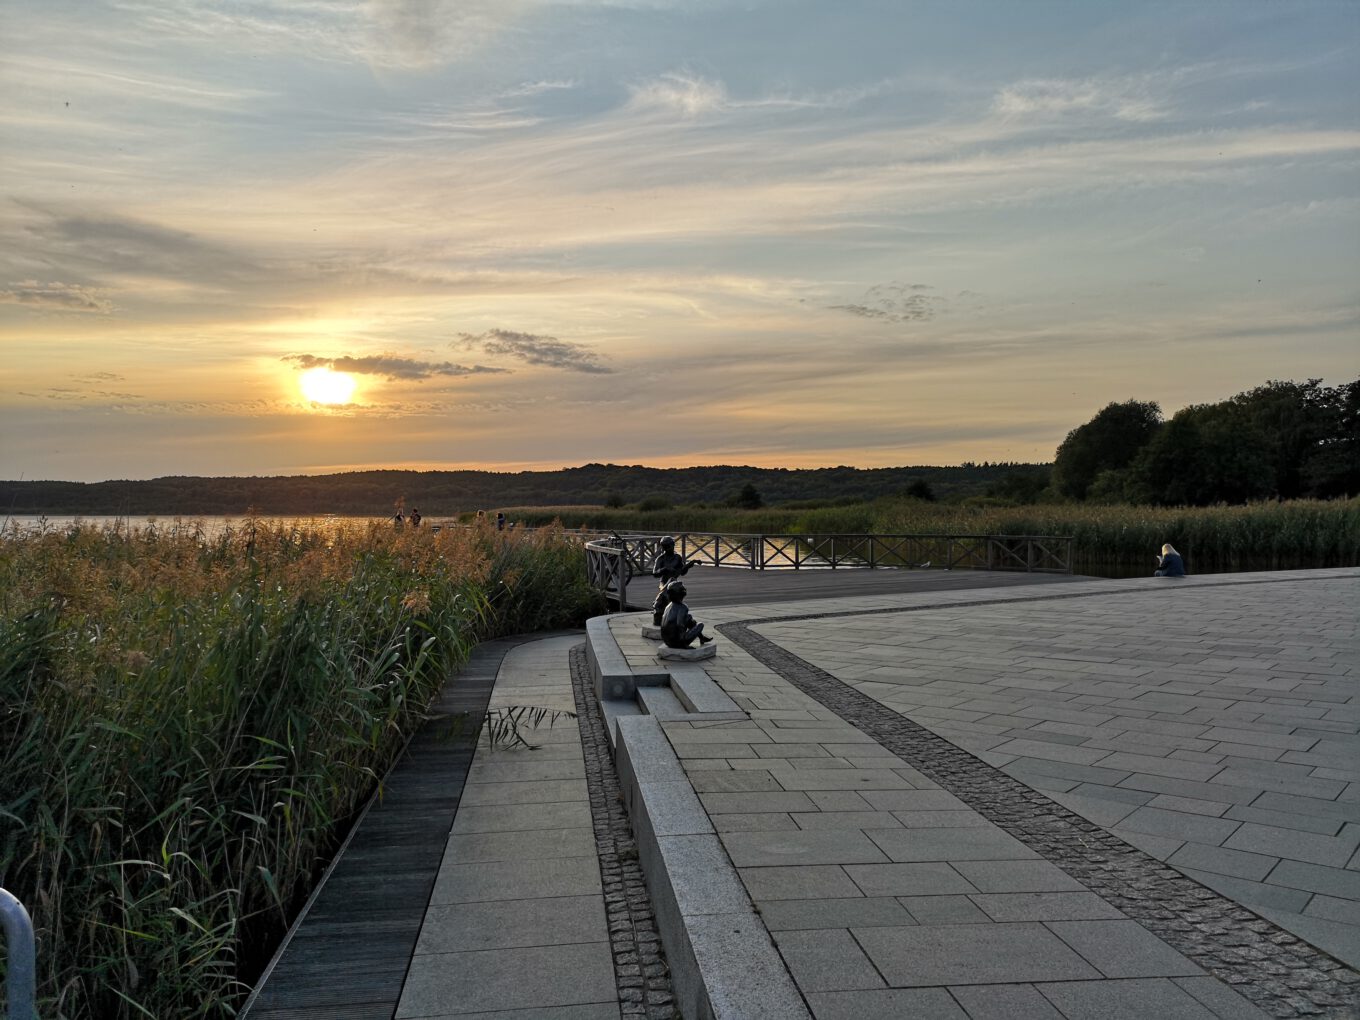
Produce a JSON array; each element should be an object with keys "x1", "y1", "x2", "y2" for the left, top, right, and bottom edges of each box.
[{"x1": 1, "y1": 887, "x2": 37, "y2": 1020}]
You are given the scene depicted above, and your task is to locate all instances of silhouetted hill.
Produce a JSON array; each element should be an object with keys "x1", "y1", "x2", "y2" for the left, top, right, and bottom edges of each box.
[{"x1": 0, "y1": 462, "x2": 1048, "y2": 516}]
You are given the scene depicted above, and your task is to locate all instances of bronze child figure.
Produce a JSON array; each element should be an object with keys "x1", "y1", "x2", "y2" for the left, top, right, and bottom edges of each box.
[
  {"x1": 659, "y1": 582, "x2": 712, "y2": 649},
  {"x1": 650, "y1": 536, "x2": 702, "y2": 625}
]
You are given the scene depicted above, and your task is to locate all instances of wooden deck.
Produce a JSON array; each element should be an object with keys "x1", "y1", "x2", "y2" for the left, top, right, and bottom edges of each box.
[
  {"x1": 240, "y1": 638, "x2": 518, "y2": 1020},
  {"x1": 623, "y1": 564, "x2": 1092, "y2": 611}
]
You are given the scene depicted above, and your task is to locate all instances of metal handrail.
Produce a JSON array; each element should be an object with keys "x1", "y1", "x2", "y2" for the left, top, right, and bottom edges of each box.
[{"x1": 1, "y1": 888, "x2": 36, "y2": 1020}]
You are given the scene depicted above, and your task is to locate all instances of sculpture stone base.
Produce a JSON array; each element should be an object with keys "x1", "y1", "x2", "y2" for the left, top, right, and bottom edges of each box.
[
  {"x1": 640, "y1": 625, "x2": 663, "y2": 640},
  {"x1": 656, "y1": 643, "x2": 717, "y2": 661}
]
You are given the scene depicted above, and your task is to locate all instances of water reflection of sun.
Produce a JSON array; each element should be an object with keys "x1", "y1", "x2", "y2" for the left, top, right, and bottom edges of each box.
[{"x1": 299, "y1": 367, "x2": 356, "y2": 405}]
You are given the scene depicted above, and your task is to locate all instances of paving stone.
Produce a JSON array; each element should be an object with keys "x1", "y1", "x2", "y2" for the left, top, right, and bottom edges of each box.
[
  {"x1": 844, "y1": 863, "x2": 978, "y2": 897},
  {"x1": 1268, "y1": 858, "x2": 1360, "y2": 900},
  {"x1": 720, "y1": 828, "x2": 890, "y2": 867},
  {"x1": 1224, "y1": 821, "x2": 1360, "y2": 867},
  {"x1": 466, "y1": 759, "x2": 586, "y2": 783},
  {"x1": 947, "y1": 983, "x2": 1065, "y2": 1020},
  {"x1": 772, "y1": 769, "x2": 914, "y2": 791},
  {"x1": 397, "y1": 942, "x2": 615, "y2": 1017},
  {"x1": 1166, "y1": 842, "x2": 1279, "y2": 881},
  {"x1": 1036, "y1": 977, "x2": 1218, "y2": 1019},
  {"x1": 458, "y1": 779, "x2": 589, "y2": 806},
  {"x1": 414, "y1": 1004, "x2": 621, "y2": 1019},
  {"x1": 1116, "y1": 807, "x2": 1241, "y2": 846},
  {"x1": 858, "y1": 789, "x2": 969, "y2": 811},
  {"x1": 1146, "y1": 794, "x2": 1231, "y2": 817},
  {"x1": 1046, "y1": 920, "x2": 1203, "y2": 978},
  {"x1": 1049, "y1": 791, "x2": 1140, "y2": 828},
  {"x1": 968, "y1": 892, "x2": 1124, "y2": 923},
  {"x1": 700, "y1": 791, "x2": 818, "y2": 814},
  {"x1": 712, "y1": 812, "x2": 799, "y2": 832},
  {"x1": 864, "y1": 825, "x2": 1037, "y2": 863},
  {"x1": 1172, "y1": 976, "x2": 1273, "y2": 1020},
  {"x1": 804, "y1": 987, "x2": 967, "y2": 1020},
  {"x1": 891, "y1": 809, "x2": 993, "y2": 828},
  {"x1": 773, "y1": 929, "x2": 886, "y2": 992},
  {"x1": 949, "y1": 860, "x2": 1084, "y2": 893},
  {"x1": 430, "y1": 857, "x2": 602, "y2": 905},
  {"x1": 897, "y1": 895, "x2": 991, "y2": 924},
  {"x1": 791, "y1": 811, "x2": 903, "y2": 830},
  {"x1": 757, "y1": 896, "x2": 915, "y2": 931},
  {"x1": 852, "y1": 922, "x2": 1099, "y2": 986},
  {"x1": 450, "y1": 801, "x2": 592, "y2": 834},
  {"x1": 1175, "y1": 868, "x2": 1313, "y2": 913},
  {"x1": 688, "y1": 770, "x2": 785, "y2": 793},
  {"x1": 444, "y1": 826, "x2": 596, "y2": 864},
  {"x1": 738, "y1": 865, "x2": 863, "y2": 900},
  {"x1": 415, "y1": 896, "x2": 607, "y2": 955},
  {"x1": 806, "y1": 790, "x2": 874, "y2": 812}
]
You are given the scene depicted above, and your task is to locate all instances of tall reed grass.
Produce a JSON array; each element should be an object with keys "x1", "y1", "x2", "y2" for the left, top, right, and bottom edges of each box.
[
  {"x1": 512, "y1": 497, "x2": 1360, "y2": 577},
  {"x1": 0, "y1": 517, "x2": 602, "y2": 1018}
]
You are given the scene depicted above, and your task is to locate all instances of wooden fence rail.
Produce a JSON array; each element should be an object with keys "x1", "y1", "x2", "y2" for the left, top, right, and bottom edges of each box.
[{"x1": 584, "y1": 531, "x2": 1073, "y2": 607}]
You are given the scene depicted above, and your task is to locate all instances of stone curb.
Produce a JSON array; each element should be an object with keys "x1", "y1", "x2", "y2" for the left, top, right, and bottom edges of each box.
[{"x1": 588, "y1": 615, "x2": 811, "y2": 1020}]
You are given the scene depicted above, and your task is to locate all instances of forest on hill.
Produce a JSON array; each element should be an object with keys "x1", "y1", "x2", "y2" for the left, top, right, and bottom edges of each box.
[{"x1": 0, "y1": 462, "x2": 1041, "y2": 516}]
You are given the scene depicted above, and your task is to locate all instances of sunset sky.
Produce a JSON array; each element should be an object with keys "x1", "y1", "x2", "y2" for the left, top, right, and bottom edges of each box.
[{"x1": 3, "y1": 1, "x2": 1357, "y2": 483}]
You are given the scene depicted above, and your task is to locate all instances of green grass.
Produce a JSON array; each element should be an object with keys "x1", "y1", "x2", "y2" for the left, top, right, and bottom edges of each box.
[{"x1": 0, "y1": 517, "x2": 603, "y2": 1018}]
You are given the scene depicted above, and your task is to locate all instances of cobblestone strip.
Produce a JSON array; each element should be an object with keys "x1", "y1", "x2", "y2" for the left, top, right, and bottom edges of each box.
[
  {"x1": 721, "y1": 620, "x2": 1360, "y2": 1020},
  {"x1": 569, "y1": 642, "x2": 678, "y2": 1020}
]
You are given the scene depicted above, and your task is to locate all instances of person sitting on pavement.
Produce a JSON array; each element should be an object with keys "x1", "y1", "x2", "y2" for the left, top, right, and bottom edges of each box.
[
  {"x1": 650, "y1": 536, "x2": 702, "y2": 625},
  {"x1": 659, "y1": 582, "x2": 712, "y2": 648},
  {"x1": 1154, "y1": 543, "x2": 1186, "y2": 577}
]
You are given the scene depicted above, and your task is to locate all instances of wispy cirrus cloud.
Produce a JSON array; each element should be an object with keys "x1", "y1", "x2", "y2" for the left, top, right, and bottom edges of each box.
[
  {"x1": 627, "y1": 72, "x2": 728, "y2": 117},
  {"x1": 456, "y1": 329, "x2": 613, "y2": 373},
  {"x1": 0, "y1": 279, "x2": 113, "y2": 313},
  {"x1": 283, "y1": 353, "x2": 509, "y2": 380},
  {"x1": 831, "y1": 283, "x2": 945, "y2": 324},
  {"x1": 993, "y1": 74, "x2": 1169, "y2": 122}
]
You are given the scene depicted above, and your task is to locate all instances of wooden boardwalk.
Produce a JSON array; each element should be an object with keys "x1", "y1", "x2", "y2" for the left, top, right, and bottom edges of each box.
[
  {"x1": 241, "y1": 638, "x2": 519, "y2": 1019},
  {"x1": 623, "y1": 564, "x2": 1090, "y2": 611}
]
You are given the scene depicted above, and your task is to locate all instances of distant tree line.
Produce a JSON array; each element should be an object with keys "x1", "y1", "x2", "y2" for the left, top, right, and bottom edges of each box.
[
  {"x1": 1052, "y1": 379, "x2": 1358, "y2": 506},
  {"x1": 0, "y1": 462, "x2": 1041, "y2": 516}
]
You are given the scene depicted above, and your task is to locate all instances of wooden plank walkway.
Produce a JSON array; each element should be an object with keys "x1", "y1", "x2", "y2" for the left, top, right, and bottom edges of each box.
[
  {"x1": 624, "y1": 565, "x2": 1091, "y2": 611},
  {"x1": 241, "y1": 638, "x2": 522, "y2": 1020}
]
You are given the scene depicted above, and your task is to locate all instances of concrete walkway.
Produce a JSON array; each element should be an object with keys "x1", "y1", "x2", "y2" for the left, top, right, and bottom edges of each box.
[
  {"x1": 396, "y1": 635, "x2": 621, "y2": 1019},
  {"x1": 607, "y1": 568, "x2": 1359, "y2": 1018}
]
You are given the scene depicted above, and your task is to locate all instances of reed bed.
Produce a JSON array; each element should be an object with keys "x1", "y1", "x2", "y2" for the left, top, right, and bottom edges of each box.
[{"x1": 0, "y1": 517, "x2": 602, "y2": 1018}]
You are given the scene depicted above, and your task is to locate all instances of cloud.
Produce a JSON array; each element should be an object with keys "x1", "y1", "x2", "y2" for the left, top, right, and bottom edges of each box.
[
  {"x1": 500, "y1": 79, "x2": 576, "y2": 99},
  {"x1": 994, "y1": 76, "x2": 1168, "y2": 122},
  {"x1": 0, "y1": 280, "x2": 114, "y2": 313},
  {"x1": 830, "y1": 283, "x2": 945, "y2": 324},
  {"x1": 456, "y1": 329, "x2": 613, "y2": 373},
  {"x1": 283, "y1": 353, "x2": 509, "y2": 380},
  {"x1": 628, "y1": 72, "x2": 728, "y2": 118}
]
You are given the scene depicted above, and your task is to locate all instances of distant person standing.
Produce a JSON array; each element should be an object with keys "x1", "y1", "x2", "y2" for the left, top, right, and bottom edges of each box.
[
  {"x1": 410, "y1": 507, "x2": 422, "y2": 528},
  {"x1": 393, "y1": 509, "x2": 405, "y2": 527},
  {"x1": 1154, "y1": 543, "x2": 1186, "y2": 577},
  {"x1": 496, "y1": 512, "x2": 505, "y2": 531}
]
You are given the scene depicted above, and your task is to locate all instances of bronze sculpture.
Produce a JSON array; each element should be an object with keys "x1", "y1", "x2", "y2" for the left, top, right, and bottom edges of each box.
[
  {"x1": 650, "y1": 536, "x2": 701, "y2": 625},
  {"x1": 659, "y1": 582, "x2": 712, "y2": 648}
]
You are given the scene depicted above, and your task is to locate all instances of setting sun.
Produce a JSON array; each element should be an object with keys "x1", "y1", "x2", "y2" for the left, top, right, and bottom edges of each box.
[{"x1": 299, "y1": 367, "x2": 356, "y2": 405}]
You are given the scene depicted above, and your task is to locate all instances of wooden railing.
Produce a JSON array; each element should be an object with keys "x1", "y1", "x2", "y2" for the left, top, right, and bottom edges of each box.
[{"x1": 584, "y1": 531, "x2": 1073, "y2": 605}]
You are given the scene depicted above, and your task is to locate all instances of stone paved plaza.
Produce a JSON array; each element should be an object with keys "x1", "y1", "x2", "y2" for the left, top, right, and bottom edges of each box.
[{"x1": 250, "y1": 568, "x2": 1358, "y2": 1019}]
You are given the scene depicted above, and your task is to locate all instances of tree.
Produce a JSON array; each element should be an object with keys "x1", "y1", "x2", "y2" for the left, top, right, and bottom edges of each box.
[
  {"x1": 1302, "y1": 380, "x2": 1360, "y2": 498},
  {"x1": 603, "y1": 492, "x2": 625, "y2": 508},
  {"x1": 1052, "y1": 400, "x2": 1162, "y2": 500},
  {"x1": 728, "y1": 482, "x2": 763, "y2": 509},
  {"x1": 1124, "y1": 403, "x2": 1273, "y2": 506},
  {"x1": 904, "y1": 479, "x2": 936, "y2": 502}
]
